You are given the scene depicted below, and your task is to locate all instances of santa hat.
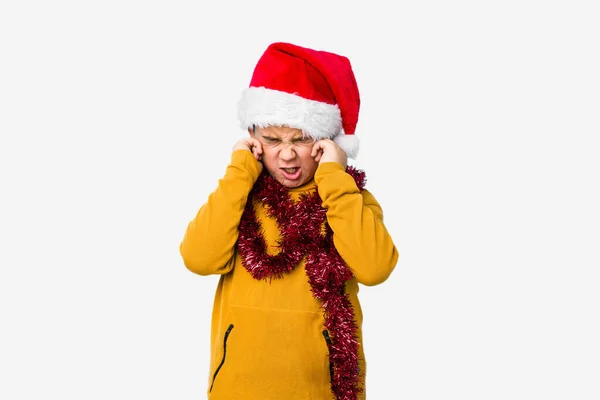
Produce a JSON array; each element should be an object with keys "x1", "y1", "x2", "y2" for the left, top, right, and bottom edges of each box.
[{"x1": 237, "y1": 42, "x2": 361, "y2": 159}]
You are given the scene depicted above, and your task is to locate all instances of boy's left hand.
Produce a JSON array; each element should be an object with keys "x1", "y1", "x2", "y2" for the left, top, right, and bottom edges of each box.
[{"x1": 311, "y1": 139, "x2": 347, "y2": 169}]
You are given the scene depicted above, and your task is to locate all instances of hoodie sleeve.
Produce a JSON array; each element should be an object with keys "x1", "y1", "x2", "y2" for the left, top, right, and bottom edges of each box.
[
  {"x1": 314, "y1": 162, "x2": 399, "y2": 286},
  {"x1": 180, "y1": 150, "x2": 262, "y2": 275}
]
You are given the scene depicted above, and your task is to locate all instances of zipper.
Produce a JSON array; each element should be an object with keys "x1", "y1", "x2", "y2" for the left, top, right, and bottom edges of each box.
[
  {"x1": 209, "y1": 324, "x2": 234, "y2": 392},
  {"x1": 322, "y1": 330, "x2": 334, "y2": 383}
]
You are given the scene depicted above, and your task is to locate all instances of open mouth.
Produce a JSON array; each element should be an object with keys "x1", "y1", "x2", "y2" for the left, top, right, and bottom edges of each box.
[{"x1": 280, "y1": 167, "x2": 301, "y2": 180}]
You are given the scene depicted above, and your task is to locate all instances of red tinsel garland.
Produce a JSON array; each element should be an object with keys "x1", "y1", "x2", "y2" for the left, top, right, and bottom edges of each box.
[{"x1": 237, "y1": 166, "x2": 367, "y2": 400}]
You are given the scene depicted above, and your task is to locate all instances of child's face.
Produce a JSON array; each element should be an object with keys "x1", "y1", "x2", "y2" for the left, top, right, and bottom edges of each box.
[{"x1": 251, "y1": 126, "x2": 318, "y2": 188}]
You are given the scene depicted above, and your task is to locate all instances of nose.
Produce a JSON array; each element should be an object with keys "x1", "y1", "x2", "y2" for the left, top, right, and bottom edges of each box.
[{"x1": 279, "y1": 145, "x2": 296, "y2": 161}]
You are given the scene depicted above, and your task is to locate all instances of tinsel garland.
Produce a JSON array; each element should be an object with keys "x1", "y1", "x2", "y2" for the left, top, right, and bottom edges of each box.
[{"x1": 237, "y1": 166, "x2": 367, "y2": 400}]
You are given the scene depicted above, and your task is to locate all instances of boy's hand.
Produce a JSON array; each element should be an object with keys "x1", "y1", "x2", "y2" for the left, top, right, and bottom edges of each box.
[
  {"x1": 311, "y1": 139, "x2": 347, "y2": 169},
  {"x1": 233, "y1": 138, "x2": 263, "y2": 171}
]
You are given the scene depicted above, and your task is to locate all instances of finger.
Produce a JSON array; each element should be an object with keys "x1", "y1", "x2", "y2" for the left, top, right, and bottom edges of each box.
[
  {"x1": 311, "y1": 141, "x2": 324, "y2": 157},
  {"x1": 252, "y1": 146, "x2": 261, "y2": 160},
  {"x1": 248, "y1": 138, "x2": 260, "y2": 152},
  {"x1": 315, "y1": 148, "x2": 323, "y2": 162},
  {"x1": 254, "y1": 140, "x2": 263, "y2": 154}
]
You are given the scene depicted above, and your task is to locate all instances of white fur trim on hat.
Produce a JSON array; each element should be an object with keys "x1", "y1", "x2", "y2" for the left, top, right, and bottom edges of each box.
[
  {"x1": 333, "y1": 131, "x2": 360, "y2": 159},
  {"x1": 237, "y1": 87, "x2": 342, "y2": 140}
]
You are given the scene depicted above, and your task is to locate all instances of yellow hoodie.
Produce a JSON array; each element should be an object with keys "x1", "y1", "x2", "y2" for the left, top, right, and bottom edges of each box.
[{"x1": 180, "y1": 150, "x2": 398, "y2": 399}]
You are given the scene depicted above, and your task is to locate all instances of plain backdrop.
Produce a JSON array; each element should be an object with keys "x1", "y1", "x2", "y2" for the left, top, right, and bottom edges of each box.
[{"x1": 1, "y1": 1, "x2": 599, "y2": 399}]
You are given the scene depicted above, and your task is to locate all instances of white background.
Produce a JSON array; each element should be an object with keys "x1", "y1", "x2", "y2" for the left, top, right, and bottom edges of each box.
[{"x1": 1, "y1": 1, "x2": 599, "y2": 399}]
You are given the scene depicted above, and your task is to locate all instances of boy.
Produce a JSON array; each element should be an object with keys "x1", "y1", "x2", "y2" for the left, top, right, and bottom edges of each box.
[{"x1": 180, "y1": 42, "x2": 399, "y2": 400}]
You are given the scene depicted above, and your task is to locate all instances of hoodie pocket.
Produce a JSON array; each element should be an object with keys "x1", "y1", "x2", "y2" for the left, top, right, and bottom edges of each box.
[
  {"x1": 209, "y1": 305, "x2": 332, "y2": 399},
  {"x1": 209, "y1": 323, "x2": 234, "y2": 393},
  {"x1": 322, "y1": 330, "x2": 334, "y2": 383}
]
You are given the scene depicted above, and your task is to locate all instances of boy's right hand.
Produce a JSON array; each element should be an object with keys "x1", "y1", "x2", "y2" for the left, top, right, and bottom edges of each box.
[{"x1": 233, "y1": 138, "x2": 263, "y2": 172}]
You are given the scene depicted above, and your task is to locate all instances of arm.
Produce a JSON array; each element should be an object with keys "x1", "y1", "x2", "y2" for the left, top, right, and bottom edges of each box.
[
  {"x1": 315, "y1": 162, "x2": 399, "y2": 286},
  {"x1": 180, "y1": 150, "x2": 262, "y2": 275}
]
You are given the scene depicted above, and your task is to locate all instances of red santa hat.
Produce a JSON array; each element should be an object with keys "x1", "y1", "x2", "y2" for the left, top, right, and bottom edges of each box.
[{"x1": 237, "y1": 42, "x2": 361, "y2": 159}]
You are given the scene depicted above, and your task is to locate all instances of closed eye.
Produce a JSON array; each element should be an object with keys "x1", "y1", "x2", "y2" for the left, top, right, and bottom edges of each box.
[{"x1": 293, "y1": 138, "x2": 313, "y2": 143}]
